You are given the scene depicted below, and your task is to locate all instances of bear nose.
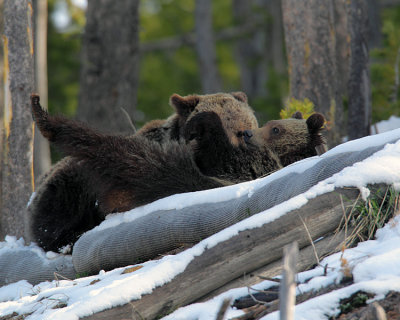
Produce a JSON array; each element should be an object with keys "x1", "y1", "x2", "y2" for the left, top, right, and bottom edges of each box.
[{"x1": 243, "y1": 130, "x2": 253, "y2": 143}]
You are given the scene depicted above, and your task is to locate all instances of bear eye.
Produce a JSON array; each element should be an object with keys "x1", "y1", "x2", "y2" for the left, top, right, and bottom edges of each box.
[
  {"x1": 237, "y1": 131, "x2": 243, "y2": 138},
  {"x1": 189, "y1": 132, "x2": 197, "y2": 141},
  {"x1": 272, "y1": 127, "x2": 280, "y2": 135}
]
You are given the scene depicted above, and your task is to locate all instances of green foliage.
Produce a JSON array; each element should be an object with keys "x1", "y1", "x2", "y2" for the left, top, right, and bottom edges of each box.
[
  {"x1": 48, "y1": 0, "x2": 287, "y2": 129},
  {"x1": 370, "y1": 6, "x2": 400, "y2": 122},
  {"x1": 75, "y1": 272, "x2": 89, "y2": 279},
  {"x1": 348, "y1": 187, "x2": 399, "y2": 244},
  {"x1": 279, "y1": 97, "x2": 315, "y2": 119},
  {"x1": 47, "y1": 0, "x2": 83, "y2": 117},
  {"x1": 137, "y1": 48, "x2": 200, "y2": 124},
  {"x1": 338, "y1": 291, "x2": 370, "y2": 315},
  {"x1": 139, "y1": 0, "x2": 194, "y2": 41}
]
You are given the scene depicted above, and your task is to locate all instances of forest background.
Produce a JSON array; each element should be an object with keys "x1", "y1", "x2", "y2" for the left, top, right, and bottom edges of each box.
[
  {"x1": 47, "y1": 0, "x2": 400, "y2": 127},
  {"x1": 0, "y1": 0, "x2": 400, "y2": 239}
]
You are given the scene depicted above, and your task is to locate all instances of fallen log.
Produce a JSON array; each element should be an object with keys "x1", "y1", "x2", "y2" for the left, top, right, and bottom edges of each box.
[
  {"x1": 83, "y1": 187, "x2": 361, "y2": 320},
  {"x1": 203, "y1": 226, "x2": 354, "y2": 300}
]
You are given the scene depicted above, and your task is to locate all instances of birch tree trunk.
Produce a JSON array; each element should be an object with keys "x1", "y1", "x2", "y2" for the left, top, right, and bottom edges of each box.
[
  {"x1": 77, "y1": 0, "x2": 140, "y2": 134},
  {"x1": 1, "y1": 0, "x2": 35, "y2": 239},
  {"x1": 194, "y1": 0, "x2": 222, "y2": 94},
  {"x1": 282, "y1": 0, "x2": 343, "y2": 146},
  {"x1": 347, "y1": 0, "x2": 372, "y2": 140},
  {"x1": 33, "y1": 0, "x2": 51, "y2": 182}
]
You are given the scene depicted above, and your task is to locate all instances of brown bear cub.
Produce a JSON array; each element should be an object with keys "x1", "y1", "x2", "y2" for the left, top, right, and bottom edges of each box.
[{"x1": 29, "y1": 93, "x2": 325, "y2": 252}]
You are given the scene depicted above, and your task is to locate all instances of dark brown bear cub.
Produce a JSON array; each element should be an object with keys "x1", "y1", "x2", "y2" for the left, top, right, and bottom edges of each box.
[
  {"x1": 29, "y1": 94, "x2": 325, "y2": 252},
  {"x1": 29, "y1": 92, "x2": 258, "y2": 251}
]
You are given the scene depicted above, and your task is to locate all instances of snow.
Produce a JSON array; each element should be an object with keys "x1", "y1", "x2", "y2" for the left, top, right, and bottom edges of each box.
[
  {"x1": 164, "y1": 215, "x2": 400, "y2": 320},
  {"x1": 0, "y1": 116, "x2": 400, "y2": 320},
  {"x1": 371, "y1": 115, "x2": 400, "y2": 134}
]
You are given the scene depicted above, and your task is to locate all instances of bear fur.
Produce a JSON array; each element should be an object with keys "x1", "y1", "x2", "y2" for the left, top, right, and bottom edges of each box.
[
  {"x1": 27, "y1": 92, "x2": 259, "y2": 251},
  {"x1": 137, "y1": 91, "x2": 257, "y2": 143},
  {"x1": 28, "y1": 93, "x2": 325, "y2": 252}
]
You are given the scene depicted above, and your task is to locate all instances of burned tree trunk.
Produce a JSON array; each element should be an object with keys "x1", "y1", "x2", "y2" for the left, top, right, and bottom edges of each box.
[
  {"x1": 347, "y1": 0, "x2": 372, "y2": 140},
  {"x1": 194, "y1": 0, "x2": 222, "y2": 94},
  {"x1": 77, "y1": 0, "x2": 140, "y2": 134},
  {"x1": 282, "y1": 0, "x2": 343, "y2": 146},
  {"x1": 1, "y1": 0, "x2": 35, "y2": 239}
]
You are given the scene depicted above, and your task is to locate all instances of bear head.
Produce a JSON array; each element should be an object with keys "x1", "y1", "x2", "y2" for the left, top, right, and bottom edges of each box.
[
  {"x1": 138, "y1": 92, "x2": 258, "y2": 145},
  {"x1": 245, "y1": 112, "x2": 326, "y2": 166},
  {"x1": 169, "y1": 91, "x2": 258, "y2": 145}
]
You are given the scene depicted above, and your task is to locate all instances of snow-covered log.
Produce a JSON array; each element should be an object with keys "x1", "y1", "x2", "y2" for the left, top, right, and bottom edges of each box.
[{"x1": 82, "y1": 187, "x2": 361, "y2": 320}]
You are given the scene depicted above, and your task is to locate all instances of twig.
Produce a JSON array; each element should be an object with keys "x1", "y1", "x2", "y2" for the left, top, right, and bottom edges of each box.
[
  {"x1": 215, "y1": 298, "x2": 231, "y2": 320},
  {"x1": 120, "y1": 107, "x2": 137, "y2": 133},
  {"x1": 297, "y1": 213, "x2": 320, "y2": 265},
  {"x1": 257, "y1": 276, "x2": 281, "y2": 283},
  {"x1": 53, "y1": 272, "x2": 76, "y2": 287},
  {"x1": 247, "y1": 287, "x2": 270, "y2": 306}
]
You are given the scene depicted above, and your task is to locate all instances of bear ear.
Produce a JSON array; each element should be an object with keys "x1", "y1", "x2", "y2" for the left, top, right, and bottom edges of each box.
[
  {"x1": 231, "y1": 92, "x2": 248, "y2": 103},
  {"x1": 170, "y1": 94, "x2": 200, "y2": 117},
  {"x1": 306, "y1": 113, "x2": 325, "y2": 133},
  {"x1": 291, "y1": 111, "x2": 303, "y2": 119}
]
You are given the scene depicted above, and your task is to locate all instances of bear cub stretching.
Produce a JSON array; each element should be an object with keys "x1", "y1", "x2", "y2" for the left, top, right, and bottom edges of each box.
[{"x1": 29, "y1": 93, "x2": 325, "y2": 252}]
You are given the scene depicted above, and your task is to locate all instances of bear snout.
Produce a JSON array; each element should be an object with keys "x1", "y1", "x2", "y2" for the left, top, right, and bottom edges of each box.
[{"x1": 243, "y1": 130, "x2": 253, "y2": 143}]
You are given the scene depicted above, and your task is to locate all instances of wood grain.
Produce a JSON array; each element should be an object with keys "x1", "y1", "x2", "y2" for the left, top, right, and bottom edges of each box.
[{"x1": 83, "y1": 187, "x2": 360, "y2": 320}]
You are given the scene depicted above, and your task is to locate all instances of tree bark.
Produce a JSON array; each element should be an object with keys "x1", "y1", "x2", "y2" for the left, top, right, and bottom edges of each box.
[
  {"x1": 333, "y1": 0, "x2": 349, "y2": 98},
  {"x1": 266, "y1": 0, "x2": 285, "y2": 75},
  {"x1": 347, "y1": 0, "x2": 372, "y2": 140},
  {"x1": 282, "y1": 0, "x2": 343, "y2": 147},
  {"x1": 233, "y1": 0, "x2": 268, "y2": 99},
  {"x1": 33, "y1": 0, "x2": 51, "y2": 182},
  {"x1": 194, "y1": 0, "x2": 222, "y2": 94},
  {"x1": 1, "y1": 0, "x2": 35, "y2": 239},
  {"x1": 77, "y1": 0, "x2": 140, "y2": 134},
  {"x1": 0, "y1": 0, "x2": 4, "y2": 229}
]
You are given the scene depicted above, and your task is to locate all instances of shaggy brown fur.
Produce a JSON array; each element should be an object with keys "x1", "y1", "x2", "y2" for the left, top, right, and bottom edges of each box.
[
  {"x1": 137, "y1": 91, "x2": 258, "y2": 143},
  {"x1": 28, "y1": 94, "x2": 325, "y2": 252}
]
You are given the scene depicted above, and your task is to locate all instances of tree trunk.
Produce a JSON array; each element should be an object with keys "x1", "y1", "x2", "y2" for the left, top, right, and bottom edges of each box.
[
  {"x1": 1, "y1": 0, "x2": 35, "y2": 239},
  {"x1": 194, "y1": 0, "x2": 222, "y2": 94},
  {"x1": 282, "y1": 0, "x2": 343, "y2": 146},
  {"x1": 33, "y1": 0, "x2": 51, "y2": 182},
  {"x1": 77, "y1": 0, "x2": 140, "y2": 134},
  {"x1": 266, "y1": 0, "x2": 285, "y2": 75},
  {"x1": 0, "y1": 0, "x2": 4, "y2": 231},
  {"x1": 347, "y1": 0, "x2": 372, "y2": 140},
  {"x1": 233, "y1": 0, "x2": 268, "y2": 99},
  {"x1": 333, "y1": 0, "x2": 349, "y2": 98},
  {"x1": 366, "y1": 0, "x2": 382, "y2": 50}
]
